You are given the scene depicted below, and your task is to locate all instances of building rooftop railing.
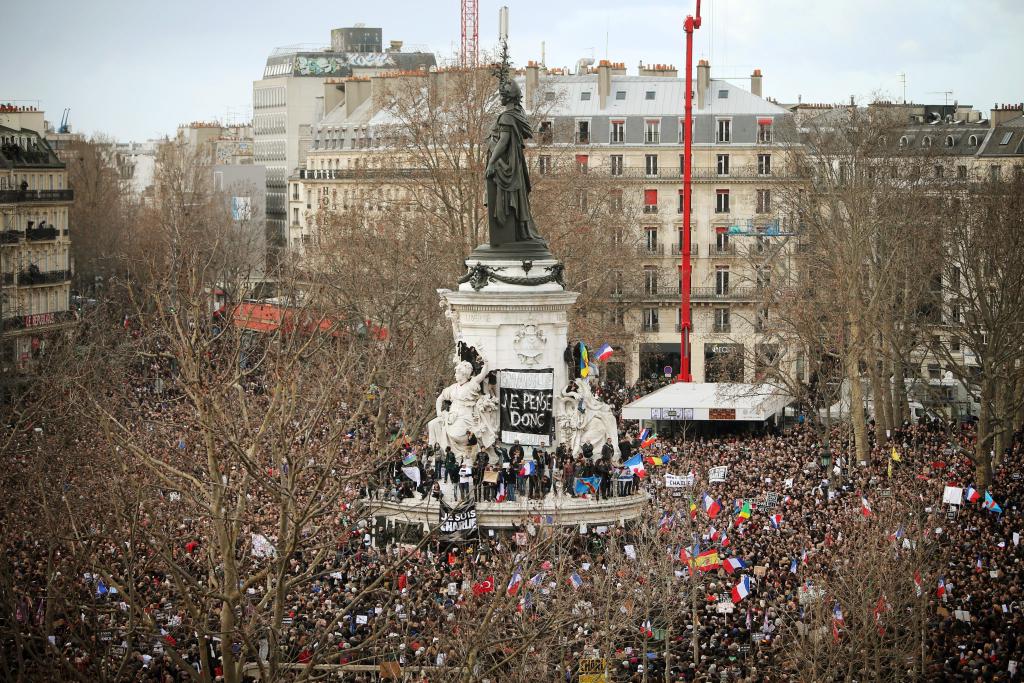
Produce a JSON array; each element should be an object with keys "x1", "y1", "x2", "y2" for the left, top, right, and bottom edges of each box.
[{"x1": 0, "y1": 189, "x2": 74, "y2": 203}]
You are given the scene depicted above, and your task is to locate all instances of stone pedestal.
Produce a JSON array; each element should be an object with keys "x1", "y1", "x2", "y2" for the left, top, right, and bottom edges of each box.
[{"x1": 440, "y1": 256, "x2": 577, "y2": 451}]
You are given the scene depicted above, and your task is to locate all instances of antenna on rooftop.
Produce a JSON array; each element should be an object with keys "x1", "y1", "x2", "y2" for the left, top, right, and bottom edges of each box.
[
  {"x1": 897, "y1": 72, "x2": 907, "y2": 104},
  {"x1": 928, "y1": 90, "x2": 954, "y2": 106}
]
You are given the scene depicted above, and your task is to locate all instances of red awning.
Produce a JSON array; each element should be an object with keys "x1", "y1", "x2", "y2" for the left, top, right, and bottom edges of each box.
[
  {"x1": 576, "y1": 154, "x2": 589, "y2": 164},
  {"x1": 757, "y1": 118, "x2": 773, "y2": 125}
]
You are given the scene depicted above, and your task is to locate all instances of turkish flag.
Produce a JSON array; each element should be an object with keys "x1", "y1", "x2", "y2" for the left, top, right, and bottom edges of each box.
[{"x1": 472, "y1": 576, "x2": 495, "y2": 596}]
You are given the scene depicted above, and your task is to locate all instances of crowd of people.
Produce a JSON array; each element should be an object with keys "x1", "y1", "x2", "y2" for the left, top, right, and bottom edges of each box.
[{"x1": 3, "y1": 358, "x2": 1023, "y2": 681}]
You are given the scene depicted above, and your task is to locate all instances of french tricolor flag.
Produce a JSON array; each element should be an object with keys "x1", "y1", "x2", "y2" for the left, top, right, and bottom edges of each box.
[
  {"x1": 860, "y1": 496, "x2": 872, "y2": 517},
  {"x1": 723, "y1": 557, "x2": 747, "y2": 574},
  {"x1": 596, "y1": 343, "x2": 614, "y2": 361},
  {"x1": 507, "y1": 568, "x2": 523, "y2": 596},
  {"x1": 519, "y1": 461, "x2": 536, "y2": 477},
  {"x1": 964, "y1": 485, "x2": 980, "y2": 503},
  {"x1": 769, "y1": 514, "x2": 783, "y2": 529},
  {"x1": 731, "y1": 575, "x2": 751, "y2": 603},
  {"x1": 936, "y1": 577, "x2": 946, "y2": 599},
  {"x1": 702, "y1": 493, "x2": 722, "y2": 520}
]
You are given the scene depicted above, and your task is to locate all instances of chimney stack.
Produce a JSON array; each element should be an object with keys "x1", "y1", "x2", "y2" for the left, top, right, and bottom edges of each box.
[
  {"x1": 344, "y1": 78, "x2": 371, "y2": 117},
  {"x1": 525, "y1": 61, "x2": 540, "y2": 105},
  {"x1": 990, "y1": 102, "x2": 1024, "y2": 129},
  {"x1": 597, "y1": 60, "x2": 612, "y2": 109},
  {"x1": 696, "y1": 59, "x2": 710, "y2": 110},
  {"x1": 750, "y1": 69, "x2": 762, "y2": 98}
]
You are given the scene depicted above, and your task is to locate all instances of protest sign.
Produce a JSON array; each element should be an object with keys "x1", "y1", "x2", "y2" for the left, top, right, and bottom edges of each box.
[
  {"x1": 499, "y1": 369, "x2": 554, "y2": 446},
  {"x1": 438, "y1": 500, "x2": 477, "y2": 539},
  {"x1": 942, "y1": 486, "x2": 964, "y2": 506},
  {"x1": 708, "y1": 466, "x2": 728, "y2": 483},
  {"x1": 665, "y1": 473, "x2": 695, "y2": 488}
]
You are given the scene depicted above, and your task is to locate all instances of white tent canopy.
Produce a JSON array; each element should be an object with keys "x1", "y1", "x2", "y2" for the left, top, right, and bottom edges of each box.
[{"x1": 621, "y1": 382, "x2": 791, "y2": 422}]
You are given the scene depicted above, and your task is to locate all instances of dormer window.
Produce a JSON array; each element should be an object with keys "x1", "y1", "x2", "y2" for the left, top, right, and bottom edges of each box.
[
  {"x1": 922, "y1": 136, "x2": 932, "y2": 147},
  {"x1": 968, "y1": 134, "x2": 979, "y2": 147},
  {"x1": 945, "y1": 136, "x2": 955, "y2": 147}
]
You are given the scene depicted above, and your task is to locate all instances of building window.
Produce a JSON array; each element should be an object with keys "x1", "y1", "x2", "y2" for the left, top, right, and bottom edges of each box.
[
  {"x1": 677, "y1": 189, "x2": 685, "y2": 214},
  {"x1": 644, "y1": 189, "x2": 658, "y2": 213},
  {"x1": 609, "y1": 189, "x2": 623, "y2": 213},
  {"x1": 968, "y1": 134, "x2": 979, "y2": 147},
  {"x1": 580, "y1": 91, "x2": 592, "y2": 101},
  {"x1": 1000, "y1": 131, "x2": 1013, "y2": 145},
  {"x1": 756, "y1": 189, "x2": 771, "y2": 213},
  {"x1": 610, "y1": 120, "x2": 625, "y2": 143},
  {"x1": 945, "y1": 135, "x2": 955, "y2": 148},
  {"x1": 716, "y1": 119, "x2": 731, "y2": 143},
  {"x1": 610, "y1": 154, "x2": 623, "y2": 176},
  {"x1": 645, "y1": 120, "x2": 661, "y2": 144},
  {"x1": 615, "y1": 91, "x2": 626, "y2": 100},
  {"x1": 644, "y1": 267, "x2": 659, "y2": 295},
  {"x1": 715, "y1": 232, "x2": 730, "y2": 253},
  {"x1": 643, "y1": 308, "x2": 659, "y2": 331},
  {"x1": 757, "y1": 119, "x2": 773, "y2": 143},
  {"x1": 716, "y1": 154, "x2": 730, "y2": 176},
  {"x1": 899, "y1": 136, "x2": 909, "y2": 147},
  {"x1": 645, "y1": 227, "x2": 658, "y2": 252},
  {"x1": 645, "y1": 154, "x2": 659, "y2": 176},
  {"x1": 715, "y1": 267, "x2": 730, "y2": 295},
  {"x1": 538, "y1": 120, "x2": 553, "y2": 144},
  {"x1": 576, "y1": 154, "x2": 589, "y2": 174},
  {"x1": 576, "y1": 121, "x2": 590, "y2": 145},
  {"x1": 538, "y1": 155, "x2": 551, "y2": 175},
  {"x1": 990, "y1": 165, "x2": 1001, "y2": 181},
  {"x1": 758, "y1": 153, "x2": 771, "y2": 175},
  {"x1": 715, "y1": 189, "x2": 730, "y2": 213},
  {"x1": 576, "y1": 190, "x2": 589, "y2": 212},
  {"x1": 934, "y1": 165, "x2": 944, "y2": 179},
  {"x1": 957, "y1": 164, "x2": 967, "y2": 179},
  {"x1": 922, "y1": 136, "x2": 932, "y2": 148},
  {"x1": 714, "y1": 307, "x2": 730, "y2": 333},
  {"x1": 718, "y1": 89, "x2": 729, "y2": 99},
  {"x1": 645, "y1": 90, "x2": 656, "y2": 100}
]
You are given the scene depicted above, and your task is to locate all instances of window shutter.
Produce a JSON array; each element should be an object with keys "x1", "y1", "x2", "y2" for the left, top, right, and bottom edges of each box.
[{"x1": 644, "y1": 189, "x2": 658, "y2": 205}]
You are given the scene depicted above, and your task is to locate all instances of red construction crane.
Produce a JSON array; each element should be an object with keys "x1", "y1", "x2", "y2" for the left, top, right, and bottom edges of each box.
[
  {"x1": 461, "y1": 0, "x2": 479, "y2": 67},
  {"x1": 678, "y1": 0, "x2": 702, "y2": 383}
]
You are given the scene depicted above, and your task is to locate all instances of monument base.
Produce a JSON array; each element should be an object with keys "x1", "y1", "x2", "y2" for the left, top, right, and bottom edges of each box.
[
  {"x1": 367, "y1": 490, "x2": 649, "y2": 531},
  {"x1": 440, "y1": 275, "x2": 578, "y2": 451}
]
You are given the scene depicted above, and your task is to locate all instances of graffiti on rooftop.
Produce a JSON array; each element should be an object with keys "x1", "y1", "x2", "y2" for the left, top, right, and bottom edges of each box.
[{"x1": 293, "y1": 53, "x2": 394, "y2": 76}]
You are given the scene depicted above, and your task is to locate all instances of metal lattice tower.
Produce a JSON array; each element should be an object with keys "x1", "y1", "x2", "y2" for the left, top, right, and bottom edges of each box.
[{"x1": 461, "y1": 0, "x2": 479, "y2": 66}]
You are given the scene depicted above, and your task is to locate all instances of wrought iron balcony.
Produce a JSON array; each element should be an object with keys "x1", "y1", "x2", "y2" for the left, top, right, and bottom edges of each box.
[{"x1": 0, "y1": 189, "x2": 74, "y2": 203}]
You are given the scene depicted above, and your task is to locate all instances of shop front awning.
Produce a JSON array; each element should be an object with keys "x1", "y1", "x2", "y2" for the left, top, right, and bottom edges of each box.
[{"x1": 621, "y1": 382, "x2": 791, "y2": 422}]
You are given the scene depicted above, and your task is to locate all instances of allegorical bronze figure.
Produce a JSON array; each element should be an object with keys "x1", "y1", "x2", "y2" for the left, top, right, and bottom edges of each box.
[{"x1": 483, "y1": 68, "x2": 548, "y2": 251}]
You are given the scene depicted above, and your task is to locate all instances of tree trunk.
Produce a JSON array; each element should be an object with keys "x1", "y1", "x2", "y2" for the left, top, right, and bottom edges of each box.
[
  {"x1": 846, "y1": 322, "x2": 869, "y2": 465},
  {"x1": 868, "y1": 349, "x2": 886, "y2": 443},
  {"x1": 975, "y1": 377, "x2": 995, "y2": 487}
]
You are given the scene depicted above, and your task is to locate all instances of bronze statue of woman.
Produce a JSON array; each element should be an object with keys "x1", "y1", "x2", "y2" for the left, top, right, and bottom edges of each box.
[{"x1": 484, "y1": 79, "x2": 548, "y2": 249}]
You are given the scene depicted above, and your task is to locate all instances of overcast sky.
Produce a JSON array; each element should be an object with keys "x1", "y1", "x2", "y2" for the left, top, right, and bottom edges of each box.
[{"x1": 5, "y1": 0, "x2": 1022, "y2": 141}]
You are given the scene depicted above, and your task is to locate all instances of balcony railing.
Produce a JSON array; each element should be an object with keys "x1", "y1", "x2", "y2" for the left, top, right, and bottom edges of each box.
[
  {"x1": 18, "y1": 269, "x2": 71, "y2": 285},
  {"x1": 671, "y1": 244, "x2": 699, "y2": 256},
  {"x1": 639, "y1": 244, "x2": 664, "y2": 256},
  {"x1": 0, "y1": 189, "x2": 74, "y2": 203},
  {"x1": 691, "y1": 286, "x2": 757, "y2": 301},
  {"x1": 1, "y1": 230, "x2": 24, "y2": 244},
  {"x1": 2, "y1": 272, "x2": 13, "y2": 285},
  {"x1": 710, "y1": 243, "x2": 738, "y2": 256},
  {"x1": 642, "y1": 322, "x2": 660, "y2": 333},
  {"x1": 642, "y1": 205, "x2": 658, "y2": 214},
  {"x1": 712, "y1": 324, "x2": 732, "y2": 333},
  {"x1": 599, "y1": 165, "x2": 785, "y2": 180},
  {"x1": 26, "y1": 227, "x2": 60, "y2": 241}
]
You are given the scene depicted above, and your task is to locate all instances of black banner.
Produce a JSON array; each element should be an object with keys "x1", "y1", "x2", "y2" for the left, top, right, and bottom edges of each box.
[
  {"x1": 498, "y1": 369, "x2": 554, "y2": 446},
  {"x1": 438, "y1": 499, "x2": 478, "y2": 538}
]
